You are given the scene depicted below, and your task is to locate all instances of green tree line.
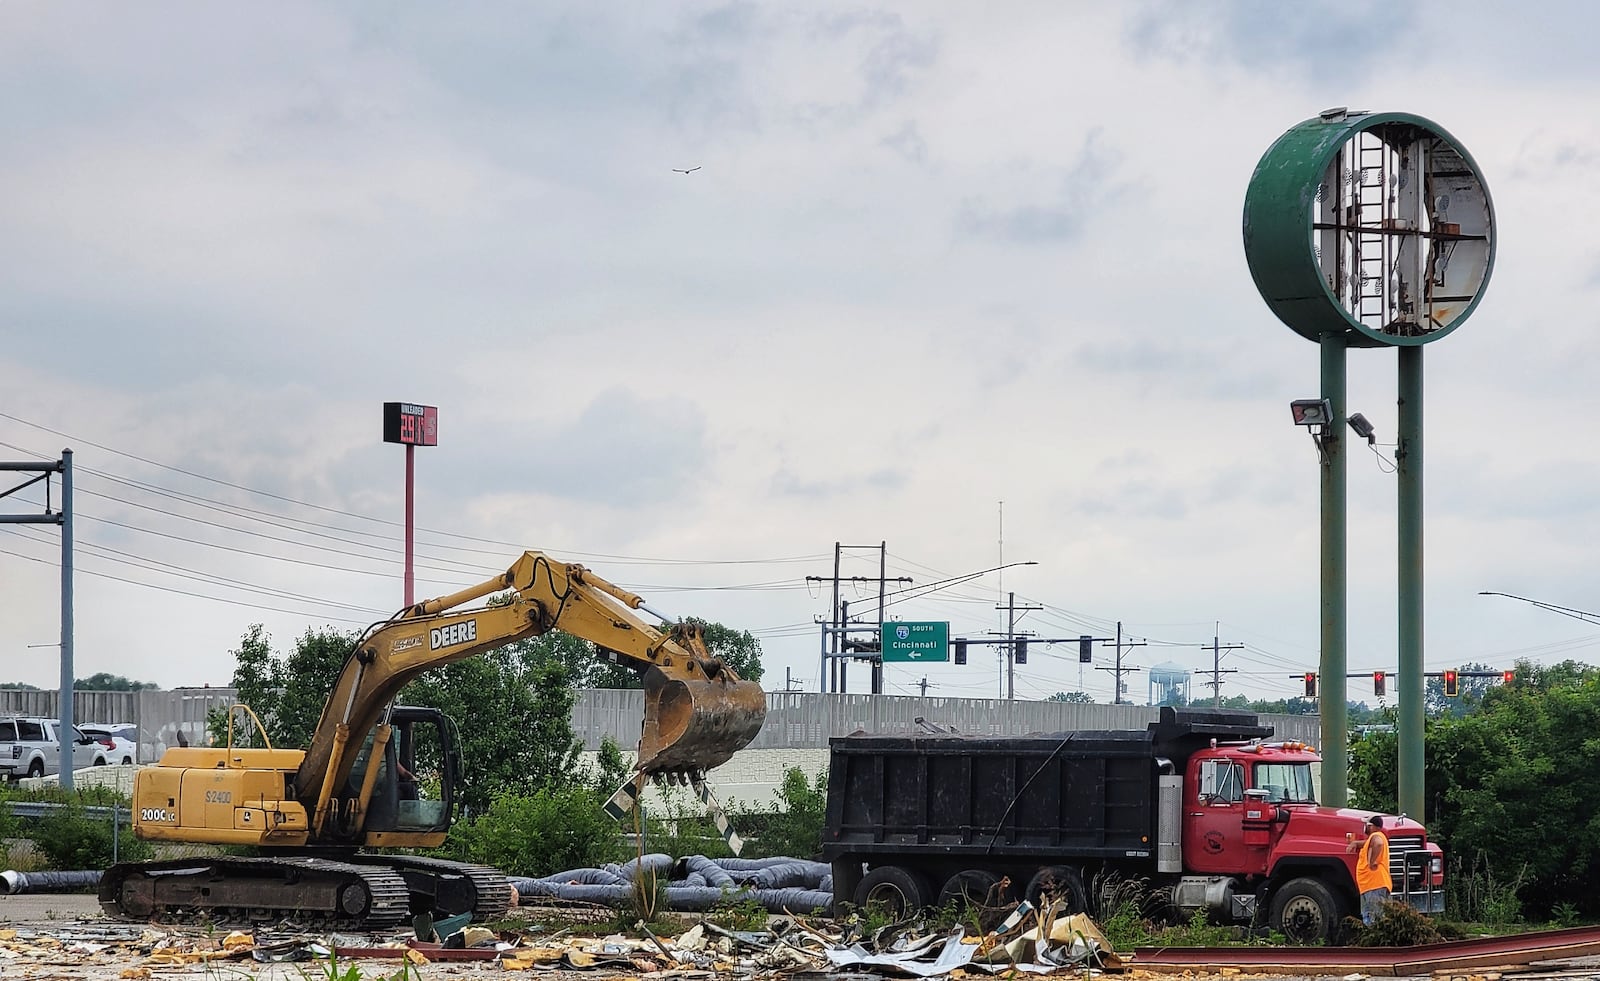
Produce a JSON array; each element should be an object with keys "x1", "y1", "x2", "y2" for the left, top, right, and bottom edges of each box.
[{"x1": 1350, "y1": 659, "x2": 1600, "y2": 921}]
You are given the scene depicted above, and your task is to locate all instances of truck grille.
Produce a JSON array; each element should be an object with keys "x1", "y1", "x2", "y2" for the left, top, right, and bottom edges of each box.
[{"x1": 1388, "y1": 834, "x2": 1430, "y2": 892}]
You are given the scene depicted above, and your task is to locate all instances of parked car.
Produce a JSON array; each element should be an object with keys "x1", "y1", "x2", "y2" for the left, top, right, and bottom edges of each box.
[
  {"x1": 79, "y1": 722, "x2": 139, "y2": 765},
  {"x1": 0, "y1": 717, "x2": 110, "y2": 779}
]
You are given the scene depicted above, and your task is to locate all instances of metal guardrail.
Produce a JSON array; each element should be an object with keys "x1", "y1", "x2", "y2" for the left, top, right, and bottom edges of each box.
[{"x1": 4, "y1": 800, "x2": 116, "y2": 820}]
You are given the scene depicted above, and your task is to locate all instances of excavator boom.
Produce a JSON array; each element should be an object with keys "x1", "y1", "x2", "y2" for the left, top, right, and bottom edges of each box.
[{"x1": 296, "y1": 551, "x2": 766, "y2": 826}]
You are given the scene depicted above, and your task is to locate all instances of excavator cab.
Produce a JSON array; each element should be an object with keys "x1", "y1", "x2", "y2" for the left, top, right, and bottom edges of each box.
[{"x1": 352, "y1": 707, "x2": 458, "y2": 840}]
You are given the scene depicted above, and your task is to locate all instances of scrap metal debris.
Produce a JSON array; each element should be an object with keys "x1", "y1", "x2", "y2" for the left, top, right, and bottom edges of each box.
[{"x1": 0, "y1": 877, "x2": 1136, "y2": 980}]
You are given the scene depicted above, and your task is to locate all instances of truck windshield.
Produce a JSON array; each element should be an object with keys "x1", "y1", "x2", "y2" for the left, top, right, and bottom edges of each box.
[{"x1": 1253, "y1": 762, "x2": 1317, "y2": 803}]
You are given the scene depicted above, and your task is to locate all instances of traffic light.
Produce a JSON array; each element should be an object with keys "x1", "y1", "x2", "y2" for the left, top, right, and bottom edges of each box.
[
  {"x1": 1079, "y1": 635, "x2": 1093, "y2": 663},
  {"x1": 954, "y1": 639, "x2": 968, "y2": 666},
  {"x1": 1304, "y1": 672, "x2": 1317, "y2": 698},
  {"x1": 1443, "y1": 669, "x2": 1459, "y2": 697},
  {"x1": 1502, "y1": 669, "x2": 1514, "y2": 685},
  {"x1": 1014, "y1": 638, "x2": 1028, "y2": 664},
  {"x1": 1373, "y1": 670, "x2": 1386, "y2": 698}
]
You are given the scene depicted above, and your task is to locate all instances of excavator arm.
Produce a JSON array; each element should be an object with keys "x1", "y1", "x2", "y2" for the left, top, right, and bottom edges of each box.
[{"x1": 295, "y1": 551, "x2": 766, "y2": 834}]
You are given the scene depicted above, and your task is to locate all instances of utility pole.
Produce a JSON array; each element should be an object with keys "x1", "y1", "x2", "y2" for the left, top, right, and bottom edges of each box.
[
  {"x1": 807, "y1": 542, "x2": 911, "y2": 694},
  {"x1": 0, "y1": 451, "x2": 74, "y2": 791},
  {"x1": 1203, "y1": 630, "x2": 1243, "y2": 707},
  {"x1": 991, "y1": 591, "x2": 1042, "y2": 700},
  {"x1": 918, "y1": 676, "x2": 930, "y2": 697},
  {"x1": 1095, "y1": 621, "x2": 1146, "y2": 705}
]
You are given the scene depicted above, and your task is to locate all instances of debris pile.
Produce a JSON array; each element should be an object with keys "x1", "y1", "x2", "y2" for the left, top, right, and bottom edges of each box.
[{"x1": 0, "y1": 873, "x2": 1132, "y2": 979}]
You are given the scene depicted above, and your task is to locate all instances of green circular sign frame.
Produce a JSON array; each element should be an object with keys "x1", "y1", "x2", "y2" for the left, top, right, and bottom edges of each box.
[{"x1": 1243, "y1": 111, "x2": 1495, "y2": 347}]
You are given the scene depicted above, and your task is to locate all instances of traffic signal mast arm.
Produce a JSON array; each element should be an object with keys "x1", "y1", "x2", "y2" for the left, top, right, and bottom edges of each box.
[{"x1": 1292, "y1": 668, "x2": 1513, "y2": 698}]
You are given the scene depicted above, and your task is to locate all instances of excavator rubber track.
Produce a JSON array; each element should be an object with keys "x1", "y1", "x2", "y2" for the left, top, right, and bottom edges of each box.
[
  {"x1": 99, "y1": 855, "x2": 411, "y2": 930},
  {"x1": 350, "y1": 854, "x2": 513, "y2": 921}
]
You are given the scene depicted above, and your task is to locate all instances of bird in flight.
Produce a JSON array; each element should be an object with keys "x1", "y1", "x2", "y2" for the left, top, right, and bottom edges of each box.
[{"x1": 672, "y1": 166, "x2": 702, "y2": 174}]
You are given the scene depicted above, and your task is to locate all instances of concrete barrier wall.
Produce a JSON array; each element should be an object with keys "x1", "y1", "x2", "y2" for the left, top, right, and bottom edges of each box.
[{"x1": 3, "y1": 687, "x2": 1320, "y2": 779}]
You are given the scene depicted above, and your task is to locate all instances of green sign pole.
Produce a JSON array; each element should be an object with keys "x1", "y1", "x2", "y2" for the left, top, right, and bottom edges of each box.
[
  {"x1": 1397, "y1": 346, "x2": 1425, "y2": 821},
  {"x1": 1320, "y1": 334, "x2": 1348, "y2": 808}
]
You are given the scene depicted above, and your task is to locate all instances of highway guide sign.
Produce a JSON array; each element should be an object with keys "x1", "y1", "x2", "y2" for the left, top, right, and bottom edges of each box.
[{"x1": 880, "y1": 621, "x2": 949, "y2": 662}]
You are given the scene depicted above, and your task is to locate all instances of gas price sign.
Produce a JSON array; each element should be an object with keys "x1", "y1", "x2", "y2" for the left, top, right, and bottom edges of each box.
[{"x1": 383, "y1": 402, "x2": 438, "y2": 446}]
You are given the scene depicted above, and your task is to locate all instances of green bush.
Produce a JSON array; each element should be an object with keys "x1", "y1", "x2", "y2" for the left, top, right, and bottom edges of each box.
[
  {"x1": 1349, "y1": 900, "x2": 1444, "y2": 947},
  {"x1": 728, "y1": 767, "x2": 826, "y2": 859},
  {"x1": 30, "y1": 801, "x2": 152, "y2": 870},
  {"x1": 442, "y1": 785, "x2": 626, "y2": 875}
]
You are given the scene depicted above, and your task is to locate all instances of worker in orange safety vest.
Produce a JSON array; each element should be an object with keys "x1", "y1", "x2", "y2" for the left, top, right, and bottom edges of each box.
[{"x1": 1346, "y1": 814, "x2": 1392, "y2": 925}]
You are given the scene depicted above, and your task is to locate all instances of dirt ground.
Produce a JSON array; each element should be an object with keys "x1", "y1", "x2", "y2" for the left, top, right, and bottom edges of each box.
[{"x1": 0, "y1": 893, "x2": 528, "y2": 980}]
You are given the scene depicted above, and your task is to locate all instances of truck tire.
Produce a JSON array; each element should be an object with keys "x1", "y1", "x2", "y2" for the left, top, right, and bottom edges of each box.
[
  {"x1": 94, "y1": 757, "x2": 107, "y2": 766},
  {"x1": 26, "y1": 760, "x2": 43, "y2": 779},
  {"x1": 938, "y1": 869, "x2": 1007, "y2": 908},
  {"x1": 855, "y1": 866, "x2": 932, "y2": 917},
  {"x1": 1269, "y1": 876, "x2": 1343, "y2": 945},
  {"x1": 939, "y1": 870, "x2": 1016, "y2": 930},
  {"x1": 1025, "y1": 865, "x2": 1088, "y2": 914}
]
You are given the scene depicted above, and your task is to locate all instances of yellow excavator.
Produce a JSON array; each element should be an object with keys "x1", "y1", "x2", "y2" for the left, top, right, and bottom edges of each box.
[{"x1": 99, "y1": 551, "x2": 767, "y2": 928}]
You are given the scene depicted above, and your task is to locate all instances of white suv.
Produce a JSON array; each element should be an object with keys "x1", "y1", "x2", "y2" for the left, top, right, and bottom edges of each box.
[{"x1": 80, "y1": 722, "x2": 139, "y2": 765}]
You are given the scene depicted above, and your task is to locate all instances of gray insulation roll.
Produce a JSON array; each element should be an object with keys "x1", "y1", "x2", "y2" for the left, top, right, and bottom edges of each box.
[
  {"x1": 1, "y1": 869, "x2": 104, "y2": 894},
  {"x1": 506, "y1": 855, "x2": 833, "y2": 914}
]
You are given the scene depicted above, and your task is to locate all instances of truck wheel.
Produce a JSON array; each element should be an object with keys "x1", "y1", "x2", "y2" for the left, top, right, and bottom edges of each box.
[
  {"x1": 938, "y1": 870, "x2": 1016, "y2": 930},
  {"x1": 94, "y1": 757, "x2": 107, "y2": 766},
  {"x1": 855, "y1": 866, "x2": 932, "y2": 918},
  {"x1": 26, "y1": 760, "x2": 43, "y2": 779},
  {"x1": 1269, "y1": 876, "x2": 1343, "y2": 945},
  {"x1": 1025, "y1": 865, "x2": 1088, "y2": 914},
  {"x1": 938, "y1": 869, "x2": 1010, "y2": 908}
]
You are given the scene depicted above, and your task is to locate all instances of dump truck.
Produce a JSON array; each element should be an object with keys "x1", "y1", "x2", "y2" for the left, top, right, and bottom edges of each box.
[{"x1": 823, "y1": 707, "x2": 1442, "y2": 944}]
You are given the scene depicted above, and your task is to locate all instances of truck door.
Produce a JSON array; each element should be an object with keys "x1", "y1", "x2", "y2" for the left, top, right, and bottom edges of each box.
[{"x1": 1183, "y1": 756, "x2": 1249, "y2": 874}]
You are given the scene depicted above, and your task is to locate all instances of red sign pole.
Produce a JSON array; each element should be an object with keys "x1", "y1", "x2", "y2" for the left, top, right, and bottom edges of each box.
[
  {"x1": 383, "y1": 401, "x2": 437, "y2": 611},
  {"x1": 404, "y1": 442, "x2": 415, "y2": 608}
]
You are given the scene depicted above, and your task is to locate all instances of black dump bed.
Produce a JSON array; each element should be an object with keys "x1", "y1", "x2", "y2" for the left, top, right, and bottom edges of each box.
[{"x1": 821, "y1": 708, "x2": 1270, "y2": 863}]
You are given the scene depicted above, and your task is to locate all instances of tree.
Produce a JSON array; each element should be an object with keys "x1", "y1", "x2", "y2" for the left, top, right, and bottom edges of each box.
[
  {"x1": 1046, "y1": 691, "x2": 1094, "y2": 703},
  {"x1": 216, "y1": 622, "x2": 587, "y2": 816},
  {"x1": 581, "y1": 617, "x2": 765, "y2": 689},
  {"x1": 1425, "y1": 660, "x2": 1497, "y2": 717},
  {"x1": 403, "y1": 635, "x2": 583, "y2": 814},
  {"x1": 75, "y1": 673, "x2": 158, "y2": 691},
  {"x1": 1349, "y1": 658, "x2": 1600, "y2": 920},
  {"x1": 219, "y1": 625, "x2": 353, "y2": 749}
]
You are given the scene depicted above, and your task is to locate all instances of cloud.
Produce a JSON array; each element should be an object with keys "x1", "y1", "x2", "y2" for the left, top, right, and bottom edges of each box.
[
  {"x1": 956, "y1": 130, "x2": 1128, "y2": 244},
  {"x1": 771, "y1": 466, "x2": 906, "y2": 500},
  {"x1": 1122, "y1": 0, "x2": 1415, "y2": 77}
]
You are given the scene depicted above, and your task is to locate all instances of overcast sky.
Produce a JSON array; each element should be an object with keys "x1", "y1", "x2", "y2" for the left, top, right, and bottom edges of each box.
[{"x1": 5, "y1": 1, "x2": 1600, "y2": 710}]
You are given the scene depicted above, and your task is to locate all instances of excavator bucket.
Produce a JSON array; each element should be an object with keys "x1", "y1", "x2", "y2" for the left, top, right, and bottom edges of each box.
[{"x1": 639, "y1": 667, "x2": 766, "y2": 773}]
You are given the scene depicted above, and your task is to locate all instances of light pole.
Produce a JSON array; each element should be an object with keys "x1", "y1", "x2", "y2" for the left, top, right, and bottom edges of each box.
[{"x1": 1479, "y1": 591, "x2": 1600, "y2": 626}]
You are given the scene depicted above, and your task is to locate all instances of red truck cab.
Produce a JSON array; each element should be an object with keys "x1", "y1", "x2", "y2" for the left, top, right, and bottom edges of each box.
[{"x1": 1183, "y1": 739, "x2": 1443, "y2": 932}]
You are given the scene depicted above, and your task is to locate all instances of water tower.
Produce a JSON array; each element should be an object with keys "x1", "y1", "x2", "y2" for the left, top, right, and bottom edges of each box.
[{"x1": 1148, "y1": 661, "x2": 1192, "y2": 707}]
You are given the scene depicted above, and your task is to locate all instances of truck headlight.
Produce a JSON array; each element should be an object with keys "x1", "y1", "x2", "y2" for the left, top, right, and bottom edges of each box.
[{"x1": 1431, "y1": 857, "x2": 1442, "y2": 875}]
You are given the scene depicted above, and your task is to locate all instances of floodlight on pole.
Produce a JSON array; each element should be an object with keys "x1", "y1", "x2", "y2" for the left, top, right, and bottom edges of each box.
[
  {"x1": 1290, "y1": 398, "x2": 1333, "y2": 427},
  {"x1": 1347, "y1": 412, "x2": 1377, "y2": 444},
  {"x1": 1290, "y1": 398, "x2": 1335, "y2": 460}
]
